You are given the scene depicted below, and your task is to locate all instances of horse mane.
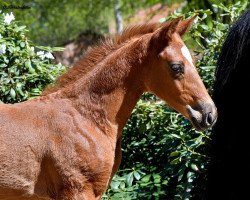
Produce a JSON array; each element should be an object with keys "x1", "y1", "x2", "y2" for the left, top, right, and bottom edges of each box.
[
  {"x1": 214, "y1": 9, "x2": 250, "y2": 94},
  {"x1": 43, "y1": 23, "x2": 161, "y2": 95},
  {"x1": 207, "y1": 9, "x2": 250, "y2": 199}
]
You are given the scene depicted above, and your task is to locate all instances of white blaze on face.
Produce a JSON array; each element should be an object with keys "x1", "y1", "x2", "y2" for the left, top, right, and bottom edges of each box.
[{"x1": 181, "y1": 45, "x2": 194, "y2": 67}]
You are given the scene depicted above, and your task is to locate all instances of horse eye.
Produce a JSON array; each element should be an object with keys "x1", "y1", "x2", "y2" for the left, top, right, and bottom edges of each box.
[{"x1": 170, "y1": 63, "x2": 184, "y2": 74}]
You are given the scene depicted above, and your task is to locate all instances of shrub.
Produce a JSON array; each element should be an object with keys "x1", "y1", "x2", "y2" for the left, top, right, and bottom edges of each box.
[{"x1": 0, "y1": 11, "x2": 65, "y2": 103}]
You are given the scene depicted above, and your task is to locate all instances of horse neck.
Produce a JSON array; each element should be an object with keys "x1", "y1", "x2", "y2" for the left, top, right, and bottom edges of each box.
[{"x1": 61, "y1": 38, "x2": 149, "y2": 137}]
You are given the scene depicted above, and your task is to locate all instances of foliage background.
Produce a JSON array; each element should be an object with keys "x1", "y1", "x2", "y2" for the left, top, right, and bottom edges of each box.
[
  {"x1": 0, "y1": 12, "x2": 65, "y2": 103},
  {"x1": 1, "y1": 0, "x2": 184, "y2": 46},
  {"x1": 0, "y1": 0, "x2": 249, "y2": 199}
]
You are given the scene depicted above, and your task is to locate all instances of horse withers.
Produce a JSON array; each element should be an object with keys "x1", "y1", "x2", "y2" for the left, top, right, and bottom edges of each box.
[{"x1": 0, "y1": 17, "x2": 217, "y2": 200}]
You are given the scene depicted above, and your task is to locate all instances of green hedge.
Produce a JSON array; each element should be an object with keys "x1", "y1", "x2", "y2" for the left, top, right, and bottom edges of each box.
[{"x1": 0, "y1": 11, "x2": 65, "y2": 103}]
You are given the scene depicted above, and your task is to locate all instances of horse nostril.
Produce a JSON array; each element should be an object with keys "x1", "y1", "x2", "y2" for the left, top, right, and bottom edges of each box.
[
  {"x1": 187, "y1": 104, "x2": 217, "y2": 130},
  {"x1": 206, "y1": 112, "x2": 213, "y2": 125}
]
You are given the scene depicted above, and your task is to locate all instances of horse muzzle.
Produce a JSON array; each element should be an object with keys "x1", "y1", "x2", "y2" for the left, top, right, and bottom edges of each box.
[{"x1": 186, "y1": 102, "x2": 217, "y2": 131}]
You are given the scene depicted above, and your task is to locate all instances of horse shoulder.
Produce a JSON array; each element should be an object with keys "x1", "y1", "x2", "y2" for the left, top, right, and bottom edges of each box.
[{"x1": 46, "y1": 120, "x2": 115, "y2": 198}]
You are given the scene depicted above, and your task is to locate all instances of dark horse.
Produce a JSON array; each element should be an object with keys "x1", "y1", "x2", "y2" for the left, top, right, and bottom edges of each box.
[
  {"x1": 207, "y1": 9, "x2": 250, "y2": 200},
  {"x1": 0, "y1": 17, "x2": 217, "y2": 200}
]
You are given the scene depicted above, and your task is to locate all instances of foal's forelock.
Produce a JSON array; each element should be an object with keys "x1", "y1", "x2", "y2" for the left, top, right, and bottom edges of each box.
[{"x1": 42, "y1": 23, "x2": 161, "y2": 95}]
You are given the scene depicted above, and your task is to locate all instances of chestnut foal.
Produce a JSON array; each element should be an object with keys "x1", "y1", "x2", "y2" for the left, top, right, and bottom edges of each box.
[{"x1": 0, "y1": 17, "x2": 217, "y2": 200}]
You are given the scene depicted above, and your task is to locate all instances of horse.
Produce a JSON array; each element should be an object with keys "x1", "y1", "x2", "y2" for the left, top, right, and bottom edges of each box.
[
  {"x1": 206, "y1": 9, "x2": 250, "y2": 200},
  {"x1": 0, "y1": 17, "x2": 217, "y2": 200}
]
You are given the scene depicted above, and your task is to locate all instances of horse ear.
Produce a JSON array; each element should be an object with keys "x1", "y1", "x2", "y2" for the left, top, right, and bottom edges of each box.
[
  {"x1": 177, "y1": 15, "x2": 197, "y2": 36},
  {"x1": 150, "y1": 17, "x2": 182, "y2": 51},
  {"x1": 167, "y1": 17, "x2": 183, "y2": 37}
]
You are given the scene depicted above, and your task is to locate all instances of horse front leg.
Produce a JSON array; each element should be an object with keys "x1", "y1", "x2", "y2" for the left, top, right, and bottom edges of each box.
[
  {"x1": 58, "y1": 187, "x2": 98, "y2": 200},
  {"x1": 109, "y1": 137, "x2": 122, "y2": 184}
]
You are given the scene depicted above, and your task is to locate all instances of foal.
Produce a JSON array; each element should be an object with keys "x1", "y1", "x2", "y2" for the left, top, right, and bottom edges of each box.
[{"x1": 0, "y1": 17, "x2": 217, "y2": 200}]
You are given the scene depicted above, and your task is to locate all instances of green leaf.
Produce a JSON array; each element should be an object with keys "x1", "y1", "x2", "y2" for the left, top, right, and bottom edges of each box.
[
  {"x1": 36, "y1": 45, "x2": 65, "y2": 52},
  {"x1": 110, "y1": 181, "x2": 120, "y2": 190},
  {"x1": 170, "y1": 134, "x2": 181, "y2": 139},
  {"x1": 24, "y1": 60, "x2": 35, "y2": 73},
  {"x1": 119, "y1": 181, "x2": 125, "y2": 189},
  {"x1": 14, "y1": 25, "x2": 26, "y2": 32},
  {"x1": 50, "y1": 46, "x2": 65, "y2": 51},
  {"x1": 141, "y1": 174, "x2": 151, "y2": 183},
  {"x1": 201, "y1": 13, "x2": 207, "y2": 19},
  {"x1": 20, "y1": 42, "x2": 25, "y2": 48},
  {"x1": 153, "y1": 174, "x2": 161, "y2": 184},
  {"x1": 162, "y1": 180, "x2": 169, "y2": 185},
  {"x1": 170, "y1": 157, "x2": 180, "y2": 165},
  {"x1": 170, "y1": 151, "x2": 180, "y2": 157},
  {"x1": 191, "y1": 163, "x2": 199, "y2": 171},
  {"x1": 16, "y1": 87, "x2": 24, "y2": 96},
  {"x1": 126, "y1": 172, "x2": 134, "y2": 187},
  {"x1": 200, "y1": 24, "x2": 209, "y2": 30},
  {"x1": 133, "y1": 171, "x2": 141, "y2": 180},
  {"x1": 10, "y1": 88, "x2": 16, "y2": 99},
  {"x1": 217, "y1": 23, "x2": 229, "y2": 31}
]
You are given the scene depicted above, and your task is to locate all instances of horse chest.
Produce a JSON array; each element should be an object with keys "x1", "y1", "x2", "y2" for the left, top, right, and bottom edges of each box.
[{"x1": 45, "y1": 126, "x2": 117, "y2": 197}]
